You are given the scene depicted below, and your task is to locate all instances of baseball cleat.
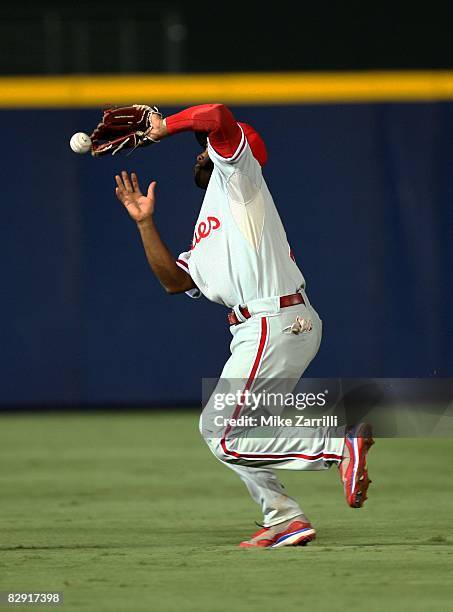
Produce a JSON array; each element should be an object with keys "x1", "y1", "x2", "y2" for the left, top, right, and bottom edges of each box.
[
  {"x1": 339, "y1": 423, "x2": 374, "y2": 508},
  {"x1": 239, "y1": 518, "x2": 316, "y2": 549}
]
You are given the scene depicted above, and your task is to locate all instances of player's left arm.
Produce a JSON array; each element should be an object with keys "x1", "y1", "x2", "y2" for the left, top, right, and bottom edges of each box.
[
  {"x1": 91, "y1": 103, "x2": 244, "y2": 159},
  {"x1": 147, "y1": 103, "x2": 243, "y2": 158}
]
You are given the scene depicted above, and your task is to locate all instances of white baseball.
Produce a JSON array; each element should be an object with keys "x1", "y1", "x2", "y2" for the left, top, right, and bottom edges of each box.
[{"x1": 70, "y1": 132, "x2": 92, "y2": 154}]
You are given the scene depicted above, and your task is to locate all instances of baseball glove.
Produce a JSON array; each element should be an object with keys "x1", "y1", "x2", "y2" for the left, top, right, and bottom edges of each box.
[{"x1": 90, "y1": 104, "x2": 162, "y2": 157}]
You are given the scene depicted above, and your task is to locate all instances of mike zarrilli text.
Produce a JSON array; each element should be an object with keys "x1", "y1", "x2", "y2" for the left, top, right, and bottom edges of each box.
[{"x1": 214, "y1": 415, "x2": 339, "y2": 428}]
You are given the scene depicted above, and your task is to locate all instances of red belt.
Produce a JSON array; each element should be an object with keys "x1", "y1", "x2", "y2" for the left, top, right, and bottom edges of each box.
[{"x1": 228, "y1": 293, "x2": 305, "y2": 326}]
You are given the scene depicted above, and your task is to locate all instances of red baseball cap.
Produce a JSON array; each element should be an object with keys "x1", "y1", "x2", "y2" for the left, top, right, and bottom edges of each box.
[{"x1": 238, "y1": 122, "x2": 268, "y2": 167}]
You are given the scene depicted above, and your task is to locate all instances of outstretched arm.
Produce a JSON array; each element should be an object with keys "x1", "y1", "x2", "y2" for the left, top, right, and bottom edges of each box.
[
  {"x1": 115, "y1": 171, "x2": 196, "y2": 295},
  {"x1": 148, "y1": 104, "x2": 242, "y2": 158},
  {"x1": 91, "y1": 103, "x2": 242, "y2": 158}
]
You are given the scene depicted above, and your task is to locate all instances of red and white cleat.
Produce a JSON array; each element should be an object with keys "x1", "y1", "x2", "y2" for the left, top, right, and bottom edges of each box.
[
  {"x1": 239, "y1": 519, "x2": 316, "y2": 549},
  {"x1": 339, "y1": 423, "x2": 375, "y2": 508}
]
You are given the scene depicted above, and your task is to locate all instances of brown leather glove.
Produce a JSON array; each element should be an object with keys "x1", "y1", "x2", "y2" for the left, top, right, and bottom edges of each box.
[{"x1": 90, "y1": 105, "x2": 162, "y2": 157}]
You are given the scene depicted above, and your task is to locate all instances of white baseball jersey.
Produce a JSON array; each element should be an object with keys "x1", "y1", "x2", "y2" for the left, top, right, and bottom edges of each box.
[{"x1": 176, "y1": 126, "x2": 305, "y2": 308}]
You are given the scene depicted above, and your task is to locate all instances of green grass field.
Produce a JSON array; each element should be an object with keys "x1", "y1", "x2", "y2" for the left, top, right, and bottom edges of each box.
[{"x1": 1, "y1": 412, "x2": 452, "y2": 612}]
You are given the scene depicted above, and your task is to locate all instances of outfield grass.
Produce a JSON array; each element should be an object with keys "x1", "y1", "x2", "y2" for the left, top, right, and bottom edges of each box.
[{"x1": 0, "y1": 412, "x2": 452, "y2": 612}]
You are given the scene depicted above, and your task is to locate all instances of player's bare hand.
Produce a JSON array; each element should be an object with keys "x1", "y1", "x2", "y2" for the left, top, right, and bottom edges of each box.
[{"x1": 115, "y1": 171, "x2": 157, "y2": 224}]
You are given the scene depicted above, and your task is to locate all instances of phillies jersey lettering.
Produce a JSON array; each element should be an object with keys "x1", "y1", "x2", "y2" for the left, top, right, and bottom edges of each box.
[
  {"x1": 191, "y1": 216, "x2": 221, "y2": 250},
  {"x1": 176, "y1": 125, "x2": 305, "y2": 308}
]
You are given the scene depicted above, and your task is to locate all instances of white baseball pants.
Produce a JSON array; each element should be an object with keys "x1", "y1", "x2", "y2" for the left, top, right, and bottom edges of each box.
[{"x1": 201, "y1": 293, "x2": 344, "y2": 527}]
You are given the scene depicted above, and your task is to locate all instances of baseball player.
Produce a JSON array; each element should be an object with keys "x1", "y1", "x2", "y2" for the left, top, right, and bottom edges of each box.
[{"x1": 91, "y1": 103, "x2": 374, "y2": 548}]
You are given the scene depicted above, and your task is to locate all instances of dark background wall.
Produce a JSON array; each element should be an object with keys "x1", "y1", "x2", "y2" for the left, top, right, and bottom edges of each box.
[
  {"x1": 1, "y1": 103, "x2": 452, "y2": 406},
  {"x1": 2, "y1": 3, "x2": 453, "y2": 74}
]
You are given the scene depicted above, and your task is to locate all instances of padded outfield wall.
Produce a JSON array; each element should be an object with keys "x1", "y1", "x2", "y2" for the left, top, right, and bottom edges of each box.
[{"x1": 1, "y1": 73, "x2": 453, "y2": 405}]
